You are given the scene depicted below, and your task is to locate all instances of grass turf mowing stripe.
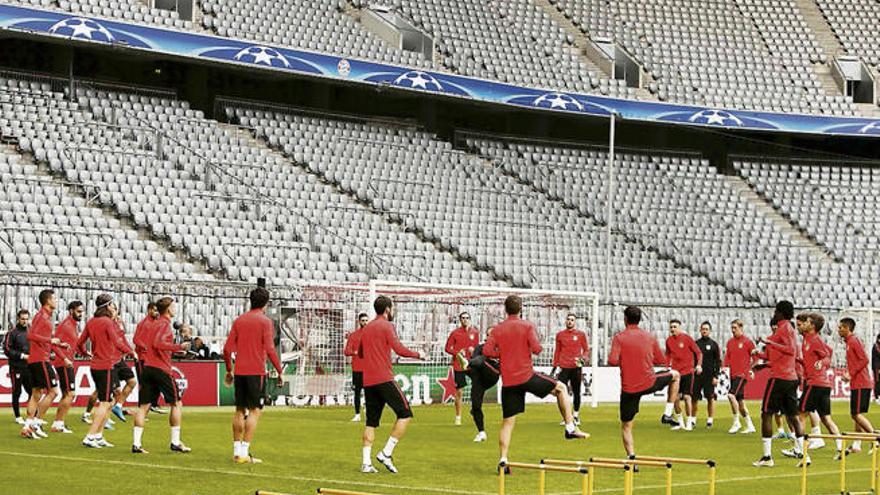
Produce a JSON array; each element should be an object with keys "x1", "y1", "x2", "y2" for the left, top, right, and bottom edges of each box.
[{"x1": 0, "y1": 450, "x2": 496, "y2": 495}]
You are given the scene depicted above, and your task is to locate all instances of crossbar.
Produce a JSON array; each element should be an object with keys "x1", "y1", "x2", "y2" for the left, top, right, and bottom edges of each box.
[
  {"x1": 499, "y1": 461, "x2": 631, "y2": 495},
  {"x1": 807, "y1": 433, "x2": 880, "y2": 441},
  {"x1": 586, "y1": 457, "x2": 673, "y2": 468},
  {"x1": 632, "y1": 455, "x2": 715, "y2": 466}
]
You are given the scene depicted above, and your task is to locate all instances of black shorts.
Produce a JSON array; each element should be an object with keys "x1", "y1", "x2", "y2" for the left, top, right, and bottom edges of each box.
[
  {"x1": 800, "y1": 385, "x2": 831, "y2": 416},
  {"x1": 55, "y1": 366, "x2": 75, "y2": 393},
  {"x1": 728, "y1": 376, "x2": 748, "y2": 400},
  {"x1": 762, "y1": 378, "x2": 799, "y2": 416},
  {"x1": 851, "y1": 388, "x2": 871, "y2": 416},
  {"x1": 694, "y1": 375, "x2": 716, "y2": 401},
  {"x1": 501, "y1": 373, "x2": 558, "y2": 419},
  {"x1": 138, "y1": 366, "x2": 180, "y2": 406},
  {"x1": 91, "y1": 368, "x2": 117, "y2": 403},
  {"x1": 234, "y1": 375, "x2": 266, "y2": 410},
  {"x1": 27, "y1": 361, "x2": 57, "y2": 390},
  {"x1": 678, "y1": 372, "x2": 696, "y2": 398},
  {"x1": 364, "y1": 381, "x2": 412, "y2": 428},
  {"x1": 454, "y1": 370, "x2": 469, "y2": 390},
  {"x1": 114, "y1": 361, "x2": 135, "y2": 382},
  {"x1": 352, "y1": 371, "x2": 363, "y2": 390},
  {"x1": 620, "y1": 371, "x2": 673, "y2": 422}
]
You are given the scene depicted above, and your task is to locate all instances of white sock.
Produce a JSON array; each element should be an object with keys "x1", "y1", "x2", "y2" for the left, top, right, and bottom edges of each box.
[
  {"x1": 233, "y1": 440, "x2": 242, "y2": 457},
  {"x1": 777, "y1": 427, "x2": 785, "y2": 435},
  {"x1": 676, "y1": 413, "x2": 683, "y2": 424},
  {"x1": 362, "y1": 446, "x2": 372, "y2": 466},
  {"x1": 565, "y1": 422, "x2": 575, "y2": 433},
  {"x1": 707, "y1": 417, "x2": 713, "y2": 425},
  {"x1": 811, "y1": 426, "x2": 821, "y2": 435},
  {"x1": 836, "y1": 438, "x2": 843, "y2": 451},
  {"x1": 133, "y1": 426, "x2": 144, "y2": 448},
  {"x1": 455, "y1": 415, "x2": 461, "y2": 421},
  {"x1": 664, "y1": 403, "x2": 674, "y2": 416},
  {"x1": 24, "y1": 418, "x2": 33, "y2": 428},
  {"x1": 573, "y1": 411, "x2": 580, "y2": 418},
  {"x1": 170, "y1": 426, "x2": 181, "y2": 446},
  {"x1": 382, "y1": 436, "x2": 398, "y2": 457},
  {"x1": 795, "y1": 436, "x2": 804, "y2": 454},
  {"x1": 52, "y1": 420, "x2": 63, "y2": 428},
  {"x1": 854, "y1": 440, "x2": 862, "y2": 450},
  {"x1": 242, "y1": 441, "x2": 250, "y2": 457},
  {"x1": 745, "y1": 415, "x2": 754, "y2": 428},
  {"x1": 763, "y1": 437, "x2": 772, "y2": 457},
  {"x1": 96, "y1": 432, "x2": 103, "y2": 440},
  {"x1": 731, "y1": 417, "x2": 741, "y2": 427},
  {"x1": 499, "y1": 456, "x2": 508, "y2": 465},
  {"x1": 688, "y1": 416, "x2": 696, "y2": 426}
]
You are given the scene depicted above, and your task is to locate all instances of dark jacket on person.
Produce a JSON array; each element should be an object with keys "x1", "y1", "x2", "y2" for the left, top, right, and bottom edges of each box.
[
  {"x1": 696, "y1": 336, "x2": 721, "y2": 379},
  {"x1": 3, "y1": 325, "x2": 30, "y2": 369}
]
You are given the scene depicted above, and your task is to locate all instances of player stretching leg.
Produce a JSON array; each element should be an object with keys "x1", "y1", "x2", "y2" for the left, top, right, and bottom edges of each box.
[
  {"x1": 839, "y1": 317, "x2": 876, "y2": 456},
  {"x1": 109, "y1": 314, "x2": 138, "y2": 422},
  {"x1": 445, "y1": 312, "x2": 479, "y2": 426},
  {"x1": 467, "y1": 328, "x2": 500, "y2": 442},
  {"x1": 223, "y1": 287, "x2": 285, "y2": 464},
  {"x1": 552, "y1": 314, "x2": 589, "y2": 426},
  {"x1": 21, "y1": 289, "x2": 66, "y2": 439},
  {"x1": 723, "y1": 319, "x2": 757, "y2": 434},
  {"x1": 51, "y1": 301, "x2": 83, "y2": 433},
  {"x1": 344, "y1": 313, "x2": 369, "y2": 422}
]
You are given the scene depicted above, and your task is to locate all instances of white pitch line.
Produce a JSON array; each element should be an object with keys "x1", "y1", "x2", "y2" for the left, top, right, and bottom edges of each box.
[{"x1": 0, "y1": 450, "x2": 497, "y2": 495}]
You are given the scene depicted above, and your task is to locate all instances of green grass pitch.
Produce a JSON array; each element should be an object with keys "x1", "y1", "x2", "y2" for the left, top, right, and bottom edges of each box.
[{"x1": 1, "y1": 401, "x2": 878, "y2": 495}]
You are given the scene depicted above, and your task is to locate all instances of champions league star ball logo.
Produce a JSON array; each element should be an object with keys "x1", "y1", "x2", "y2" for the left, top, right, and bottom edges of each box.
[
  {"x1": 533, "y1": 92, "x2": 584, "y2": 111},
  {"x1": 394, "y1": 71, "x2": 443, "y2": 91},
  {"x1": 234, "y1": 46, "x2": 291, "y2": 68},
  {"x1": 48, "y1": 17, "x2": 114, "y2": 42},
  {"x1": 337, "y1": 59, "x2": 351, "y2": 77},
  {"x1": 688, "y1": 109, "x2": 744, "y2": 126}
]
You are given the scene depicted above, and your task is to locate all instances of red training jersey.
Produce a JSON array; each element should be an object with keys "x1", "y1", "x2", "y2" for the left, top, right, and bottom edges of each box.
[
  {"x1": 801, "y1": 332, "x2": 832, "y2": 387},
  {"x1": 143, "y1": 316, "x2": 185, "y2": 374},
  {"x1": 133, "y1": 315, "x2": 154, "y2": 359},
  {"x1": 483, "y1": 315, "x2": 542, "y2": 387},
  {"x1": 223, "y1": 309, "x2": 283, "y2": 376},
  {"x1": 110, "y1": 319, "x2": 131, "y2": 364},
  {"x1": 608, "y1": 324, "x2": 667, "y2": 394},
  {"x1": 77, "y1": 316, "x2": 133, "y2": 370},
  {"x1": 445, "y1": 326, "x2": 479, "y2": 372},
  {"x1": 356, "y1": 315, "x2": 420, "y2": 387},
  {"x1": 665, "y1": 333, "x2": 702, "y2": 375},
  {"x1": 344, "y1": 327, "x2": 365, "y2": 373},
  {"x1": 845, "y1": 334, "x2": 873, "y2": 390},
  {"x1": 553, "y1": 328, "x2": 589, "y2": 368},
  {"x1": 52, "y1": 316, "x2": 79, "y2": 367},
  {"x1": 758, "y1": 319, "x2": 798, "y2": 380},
  {"x1": 27, "y1": 307, "x2": 55, "y2": 364},
  {"x1": 723, "y1": 334, "x2": 756, "y2": 378}
]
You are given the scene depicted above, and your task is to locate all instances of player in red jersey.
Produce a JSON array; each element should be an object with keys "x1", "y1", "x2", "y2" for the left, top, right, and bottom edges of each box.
[
  {"x1": 353, "y1": 296, "x2": 424, "y2": 474},
  {"x1": 483, "y1": 296, "x2": 588, "y2": 474},
  {"x1": 839, "y1": 317, "x2": 875, "y2": 455},
  {"x1": 344, "y1": 312, "x2": 369, "y2": 422},
  {"x1": 21, "y1": 289, "x2": 68, "y2": 440},
  {"x1": 223, "y1": 287, "x2": 285, "y2": 464},
  {"x1": 551, "y1": 313, "x2": 589, "y2": 426},
  {"x1": 752, "y1": 301, "x2": 807, "y2": 468},
  {"x1": 609, "y1": 306, "x2": 680, "y2": 457},
  {"x1": 77, "y1": 294, "x2": 135, "y2": 448},
  {"x1": 444, "y1": 312, "x2": 479, "y2": 426},
  {"x1": 50, "y1": 300, "x2": 84, "y2": 434},
  {"x1": 723, "y1": 319, "x2": 757, "y2": 434},
  {"x1": 665, "y1": 320, "x2": 702, "y2": 431},
  {"x1": 106, "y1": 314, "x2": 137, "y2": 423},
  {"x1": 131, "y1": 296, "x2": 192, "y2": 454}
]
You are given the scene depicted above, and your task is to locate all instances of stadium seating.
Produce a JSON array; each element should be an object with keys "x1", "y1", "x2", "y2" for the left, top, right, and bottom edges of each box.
[{"x1": 816, "y1": 0, "x2": 880, "y2": 67}]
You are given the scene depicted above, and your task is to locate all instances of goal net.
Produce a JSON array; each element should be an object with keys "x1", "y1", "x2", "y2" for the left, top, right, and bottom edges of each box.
[{"x1": 275, "y1": 280, "x2": 600, "y2": 409}]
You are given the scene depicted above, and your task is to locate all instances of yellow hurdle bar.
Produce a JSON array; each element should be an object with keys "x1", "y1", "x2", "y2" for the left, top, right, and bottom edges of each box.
[
  {"x1": 256, "y1": 492, "x2": 293, "y2": 495},
  {"x1": 316, "y1": 489, "x2": 387, "y2": 495},
  {"x1": 501, "y1": 461, "x2": 631, "y2": 495},
  {"x1": 801, "y1": 434, "x2": 880, "y2": 495},
  {"x1": 631, "y1": 455, "x2": 716, "y2": 495},
  {"x1": 585, "y1": 458, "x2": 673, "y2": 495}
]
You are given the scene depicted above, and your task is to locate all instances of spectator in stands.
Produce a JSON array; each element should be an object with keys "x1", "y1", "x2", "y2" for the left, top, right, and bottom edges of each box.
[
  {"x1": 191, "y1": 337, "x2": 218, "y2": 360},
  {"x1": 174, "y1": 323, "x2": 193, "y2": 346}
]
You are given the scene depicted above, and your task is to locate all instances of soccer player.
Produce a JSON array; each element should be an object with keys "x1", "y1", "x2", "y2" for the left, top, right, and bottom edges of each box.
[
  {"x1": 723, "y1": 319, "x2": 756, "y2": 434},
  {"x1": 608, "y1": 306, "x2": 680, "y2": 457},
  {"x1": 838, "y1": 317, "x2": 875, "y2": 455},
  {"x1": 354, "y1": 295, "x2": 424, "y2": 474},
  {"x1": 752, "y1": 301, "x2": 807, "y2": 468},
  {"x1": 791, "y1": 312, "x2": 842, "y2": 456},
  {"x1": 444, "y1": 312, "x2": 479, "y2": 426},
  {"x1": 483, "y1": 295, "x2": 588, "y2": 474},
  {"x1": 665, "y1": 319, "x2": 702, "y2": 430},
  {"x1": 223, "y1": 287, "x2": 285, "y2": 464},
  {"x1": 132, "y1": 296, "x2": 192, "y2": 454},
  {"x1": 343, "y1": 312, "x2": 369, "y2": 422},
  {"x1": 78, "y1": 294, "x2": 135, "y2": 448},
  {"x1": 694, "y1": 321, "x2": 720, "y2": 428},
  {"x1": 551, "y1": 313, "x2": 589, "y2": 426},
  {"x1": 21, "y1": 289, "x2": 67, "y2": 440},
  {"x1": 51, "y1": 300, "x2": 84, "y2": 433},
  {"x1": 109, "y1": 314, "x2": 137, "y2": 422},
  {"x1": 871, "y1": 333, "x2": 880, "y2": 402},
  {"x1": 4, "y1": 309, "x2": 32, "y2": 424},
  {"x1": 466, "y1": 328, "x2": 500, "y2": 443}
]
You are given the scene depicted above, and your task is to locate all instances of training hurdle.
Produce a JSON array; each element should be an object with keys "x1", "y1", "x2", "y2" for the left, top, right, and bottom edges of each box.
[
  {"x1": 499, "y1": 461, "x2": 632, "y2": 495},
  {"x1": 801, "y1": 433, "x2": 880, "y2": 495},
  {"x1": 316, "y1": 490, "x2": 386, "y2": 495},
  {"x1": 629, "y1": 455, "x2": 717, "y2": 495},
  {"x1": 543, "y1": 458, "x2": 673, "y2": 495}
]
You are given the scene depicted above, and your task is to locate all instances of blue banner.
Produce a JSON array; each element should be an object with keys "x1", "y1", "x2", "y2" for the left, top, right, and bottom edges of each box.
[{"x1": 2, "y1": 4, "x2": 879, "y2": 137}]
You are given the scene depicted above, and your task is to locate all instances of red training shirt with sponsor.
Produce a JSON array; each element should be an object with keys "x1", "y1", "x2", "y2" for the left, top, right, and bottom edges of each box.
[
  {"x1": 27, "y1": 307, "x2": 55, "y2": 364},
  {"x1": 665, "y1": 333, "x2": 702, "y2": 375},
  {"x1": 356, "y1": 315, "x2": 420, "y2": 387},
  {"x1": 483, "y1": 315, "x2": 542, "y2": 387},
  {"x1": 77, "y1": 316, "x2": 133, "y2": 370},
  {"x1": 758, "y1": 319, "x2": 799, "y2": 380},
  {"x1": 608, "y1": 324, "x2": 667, "y2": 394},
  {"x1": 801, "y1": 332, "x2": 832, "y2": 387},
  {"x1": 553, "y1": 328, "x2": 589, "y2": 368},
  {"x1": 110, "y1": 319, "x2": 131, "y2": 364},
  {"x1": 344, "y1": 328, "x2": 365, "y2": 372},
  {"x1": 445, "y1": 326, "x2": 480, "y2": 372},
  {"x1": 143, "y1": 316, "x2": 185, "y2": 374},
  {"x1": 845, "y1": 333, "x2": 873, "y2": 390},
  {"x1": 723, "y1": 334, "x2": 756, "y2": 378},
  {"x1": 223, "y1": 309, "x2": 283, "y2": 376},
  {"x1": 133, "y1": 315, "x2": 154, "y2": 359},
  {"x1": 52, "y1": 316, "x2": 79, "y2": 367}
]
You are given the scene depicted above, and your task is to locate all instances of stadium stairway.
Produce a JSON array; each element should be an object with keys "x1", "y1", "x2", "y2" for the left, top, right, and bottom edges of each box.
[
  {"x1": 532, "y1": 0, "x2": 614, "y2": 81},
  {"x1": 793, "y1": 0, "x2": 847, "y2": 97}
]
